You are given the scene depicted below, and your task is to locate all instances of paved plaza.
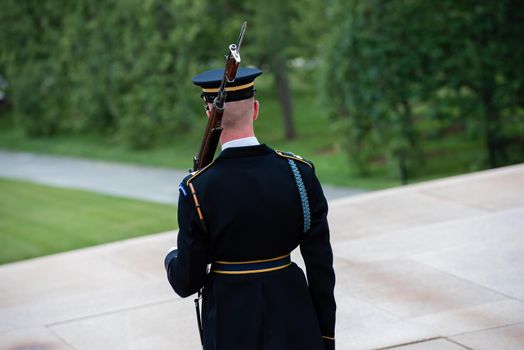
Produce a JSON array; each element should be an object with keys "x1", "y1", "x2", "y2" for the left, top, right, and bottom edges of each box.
[{"x1": 0, "y1": 162, "x2": 523, "y2": 349}]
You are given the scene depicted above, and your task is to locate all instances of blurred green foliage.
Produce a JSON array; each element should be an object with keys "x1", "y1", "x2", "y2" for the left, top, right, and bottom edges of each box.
[
  {"x1": 323, "y1": 0, "x2": 524, "y2": 182},
  {"x1": 1, "y1": 0, "x2": 210, "y2": 148},
  {"x1": 1, "y1": 0, "x2": 523, "y2": 182}
]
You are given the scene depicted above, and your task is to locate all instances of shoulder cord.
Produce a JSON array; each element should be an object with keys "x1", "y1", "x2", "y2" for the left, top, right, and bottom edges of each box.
[{"x1": 287, "y1": 159, "x2": 311, "y2": 233}]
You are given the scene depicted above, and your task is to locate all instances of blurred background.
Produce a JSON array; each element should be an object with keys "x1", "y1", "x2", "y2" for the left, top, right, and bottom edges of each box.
[{"x1": 1, "y1": 0, "x2": 523, "y2": 263}]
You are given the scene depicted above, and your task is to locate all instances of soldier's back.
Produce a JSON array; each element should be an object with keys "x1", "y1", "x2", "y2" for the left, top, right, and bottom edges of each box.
[
  {"x1": 187, "y1": 144, "x2": 327, "y2": 350},
  {"x1": 190, "y1": 144, "x2": 312, "y2": 260}
]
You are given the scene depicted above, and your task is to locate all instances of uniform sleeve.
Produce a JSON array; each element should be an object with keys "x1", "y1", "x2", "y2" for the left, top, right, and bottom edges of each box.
[
  {"x1": 164, "y1": 183, "x2": 209, "y2": 298},
  {"x1": 299, "y1": 168, "x2": 336, "y2": 350}
]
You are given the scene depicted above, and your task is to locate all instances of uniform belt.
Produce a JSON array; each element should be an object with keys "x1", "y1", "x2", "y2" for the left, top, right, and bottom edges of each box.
[{"x1": 211, "y1": 254, "x2": 291, "y2": 275}]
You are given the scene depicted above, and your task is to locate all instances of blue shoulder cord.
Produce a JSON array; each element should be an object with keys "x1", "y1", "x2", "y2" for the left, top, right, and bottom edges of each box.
[{"x1": 287, "y1": 159, "x2": 311, "y2": 233}]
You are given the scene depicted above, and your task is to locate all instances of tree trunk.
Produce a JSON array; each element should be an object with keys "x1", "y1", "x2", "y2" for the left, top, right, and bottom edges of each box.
[
  {"x1": 400, "y1": 99, "x2": 417, "y2": 148},
  {"x1": 394, "y1": 98, "x2": 418, "y2": 184},
  {"x1": 481, "y1": 88, "x2": 505, "y2": 168},
  {"x1": 273, "y1": 62, "x2": 296, "y2": 140},
  {"x1": 398, "y1": 152, "x2": 408, "y2": 185}
]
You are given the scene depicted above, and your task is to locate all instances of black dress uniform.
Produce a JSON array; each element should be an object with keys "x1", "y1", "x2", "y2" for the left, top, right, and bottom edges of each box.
[{"x1": 164, "y1": 68, "x2": 336, "y2": 350}]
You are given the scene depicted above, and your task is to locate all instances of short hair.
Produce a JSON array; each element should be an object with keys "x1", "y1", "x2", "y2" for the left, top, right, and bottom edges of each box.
[{"x1": 210, "y1": 98, "x2": 255, "y2": 129}]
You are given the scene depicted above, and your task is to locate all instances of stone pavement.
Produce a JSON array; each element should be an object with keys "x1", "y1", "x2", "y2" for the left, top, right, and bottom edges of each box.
[
  {"x1": 0, "y1": 150, "x2": 365, "y2": 203},
  {"x1": 1, "y1": 163, "x2": 523, "y2": 349}
]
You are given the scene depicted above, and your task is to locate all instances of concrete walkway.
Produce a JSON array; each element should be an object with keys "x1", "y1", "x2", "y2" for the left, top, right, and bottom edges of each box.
[
  {"x1": 0, "y1": 150, "x2": 365, "y2": 204},
  {"x1": 1, "y1": 162, "x2": 523, "y2": 349}
]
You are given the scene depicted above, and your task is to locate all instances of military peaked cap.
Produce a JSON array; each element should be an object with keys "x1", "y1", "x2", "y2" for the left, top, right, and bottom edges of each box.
[{"x1": 192, "y1": 67, "x2": 263, "y2": 103}]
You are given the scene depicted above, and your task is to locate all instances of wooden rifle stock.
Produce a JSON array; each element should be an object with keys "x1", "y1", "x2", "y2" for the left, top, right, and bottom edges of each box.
[
  {"x1": 192, "y1": 22, "x2": 246, "y2": 171},
  {"x1": 193, "y1": 104, "x2": 224, "y2": 171}
]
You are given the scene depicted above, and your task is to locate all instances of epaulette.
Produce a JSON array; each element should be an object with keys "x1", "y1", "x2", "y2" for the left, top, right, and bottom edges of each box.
[
  {"x1": 275, "y1": 150, "x2": 313, "y2": 168},
  {"x1": 185, "y1": 160, "x2": 216, "y2": 186}
]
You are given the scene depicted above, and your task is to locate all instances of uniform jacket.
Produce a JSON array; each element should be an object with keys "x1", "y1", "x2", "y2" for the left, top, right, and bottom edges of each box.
[{"x1": 165, "y1": 144, "x2": 336, "y2": 350}]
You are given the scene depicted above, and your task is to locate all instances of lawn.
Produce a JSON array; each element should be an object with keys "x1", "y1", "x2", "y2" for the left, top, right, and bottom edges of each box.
[
  {"x1": 0, "y1": 178, "x2": 177, "y2": 264},
  {"x1": 0, "y1": 80, "x2": 488, "y2": 190},
  {"x1": 0, "y1": 95, "x2": 407, "y2": 190}
]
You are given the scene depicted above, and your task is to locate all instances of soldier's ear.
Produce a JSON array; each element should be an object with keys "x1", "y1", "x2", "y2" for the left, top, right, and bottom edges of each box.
[
  {"x1": 253, "y1": 100, "x2": 259, "y2": 121},
  {"x1": 205, "y1": 103, "x2": 212, "y2": 118}
]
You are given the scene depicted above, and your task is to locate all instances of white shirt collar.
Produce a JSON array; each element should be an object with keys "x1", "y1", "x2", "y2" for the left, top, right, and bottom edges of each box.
[{"x1": 221, "y1": 136, "x2": 260, "y2": 151}]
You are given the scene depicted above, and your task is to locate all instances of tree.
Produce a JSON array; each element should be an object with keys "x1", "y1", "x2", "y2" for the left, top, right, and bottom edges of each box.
[
  {"x1": 244, "y1": 1, "x2": 298, "y2": 139},
  {"x1": 322, "y1": 0, "x2": 524, "y2": 182},
  {"x1": 322, "y1": 0, "x2": 438, "y2": 182},
  {"x1": 0, "y1": 0, "x2": 211, "y2": 148},
  {"x1": 0, "y1": 0, "x2": 77, "y2": 136},
  {"x1": 431, "y1": 0, "x2": 524, "y2": 168}
]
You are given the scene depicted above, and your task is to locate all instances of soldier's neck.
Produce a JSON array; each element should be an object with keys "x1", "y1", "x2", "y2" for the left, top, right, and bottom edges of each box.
[{"x1": 220, "y1": 127, "x2": 256, "y2": 145}]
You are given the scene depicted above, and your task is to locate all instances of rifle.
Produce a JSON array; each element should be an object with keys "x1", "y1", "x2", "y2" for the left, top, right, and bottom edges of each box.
[
  {"x1": 191, "y1": 22, "x2": 247, "y2": 348},
  {"x1": 192, "y1": 21, "x2": 247, "y2": 172}
]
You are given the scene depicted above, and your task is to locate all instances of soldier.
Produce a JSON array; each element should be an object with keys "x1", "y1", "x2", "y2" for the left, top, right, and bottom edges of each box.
[{"x1": 165, "y1": 67, "x2": 336, "y2": 350}]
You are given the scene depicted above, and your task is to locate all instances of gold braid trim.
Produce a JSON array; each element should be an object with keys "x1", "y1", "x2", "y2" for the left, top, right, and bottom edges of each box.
[
  {"x1": 215, "y1": 254, "x2": 290, "y2": 265},
  {"x1": 185, "y1": 161, "x2": 216, "y2": 229},
  {"x1": 275, "y1": 150, "x2": 313, "y2": 168},
  {"x1": 186, "y1": 160, "x2": 216, "y2": 185},
  {"x1": 202, "y1": 82, "x2": 254, "y2": 93}
]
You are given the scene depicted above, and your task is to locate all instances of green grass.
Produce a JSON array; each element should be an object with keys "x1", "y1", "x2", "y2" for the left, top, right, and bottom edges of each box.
[
  {"x1": 0, "y1": 178, "x2": 177, "y2": 264},
  {"x1": 0, "y1": 89, "x2": 402, "y2": 189},
  {"x1": 0, "y1": 85, "x2": 493, "y2": 190}
]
